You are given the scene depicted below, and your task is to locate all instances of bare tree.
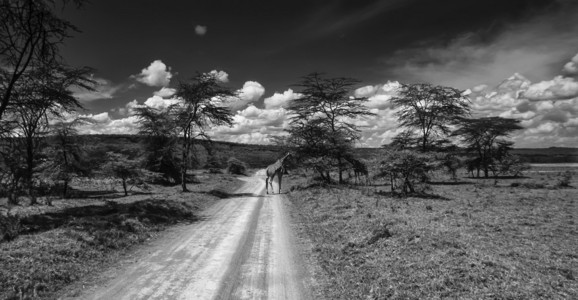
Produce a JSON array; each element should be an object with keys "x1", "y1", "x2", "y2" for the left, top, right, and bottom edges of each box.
[
  {"x1": 287, "y1": 72, "x2": 375, "y2": 183},
  {"x1": 391, "y1": 83, "x2": 470, "y2": 152},
  {"x1": 0, "y1": 0, "x2": 87, "y2": 121}
]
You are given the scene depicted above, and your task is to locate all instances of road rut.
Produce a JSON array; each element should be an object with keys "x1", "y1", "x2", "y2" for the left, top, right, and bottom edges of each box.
[{"x1": 81, "y1": 170, "x2": 310, "y2": 300}]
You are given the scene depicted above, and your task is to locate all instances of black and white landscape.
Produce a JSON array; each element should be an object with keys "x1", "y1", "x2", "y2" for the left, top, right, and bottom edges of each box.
[{"x1": 1, "y1": 0, "x2": 577, "y2": 299}]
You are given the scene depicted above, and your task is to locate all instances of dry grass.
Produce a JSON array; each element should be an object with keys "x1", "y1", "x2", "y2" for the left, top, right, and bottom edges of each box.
[
  {"x1": 286, "y1": 167, "x2": 578, "y2": 299},
  {"x1": 0, "y1": 172, "x2": 245, "y2": 300}
]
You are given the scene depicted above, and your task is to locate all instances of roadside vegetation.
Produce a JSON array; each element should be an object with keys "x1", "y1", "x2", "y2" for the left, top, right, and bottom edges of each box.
[
  {"x1": 286, "y1": 166, "x2": 578, "y2": 299},
  {"x1": 0, "y1": 172, "x2": 245, "y2": 299}
]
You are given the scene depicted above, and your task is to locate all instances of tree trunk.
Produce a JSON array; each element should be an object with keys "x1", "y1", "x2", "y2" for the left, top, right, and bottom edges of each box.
[
  {"x1": 63, "y1": 180, "x2": 68, "y2": 198},
  {"x1": 337, "y1": 156, "x2": 343, "y2": 184},
  {"x1": 181, "y1": 134, "x2": 189, "y2": 192},
  {"x1": 122, "y1": 178, "x2": 128, "y2": 196},
  {"x1": 26, "y1": 137, "x2": 37, "y2": 205}
]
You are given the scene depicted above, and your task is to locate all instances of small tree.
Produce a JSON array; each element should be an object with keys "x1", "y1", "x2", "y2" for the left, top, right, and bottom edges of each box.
[
  {"x1": 287, "y1": 73, "x2": 375, "y2": 183},
  {"x1": 453, "y1": 117, "x2": 523, "y2": 177},
  {"x1": 378, "y1": 150, "x2": 438, "y2": 194},
  {"x1": 391, "y1": 83, "x2": 470, "y2": 152},
  {"x1": 102, "y1": 152, "x2": 142, "y2": 196},
  {"x1": 41, "y1": 118, "x2": 91, "y2": 198}
]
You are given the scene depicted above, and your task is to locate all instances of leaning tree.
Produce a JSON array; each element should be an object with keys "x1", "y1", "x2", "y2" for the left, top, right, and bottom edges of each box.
[
  {"x1": 287, "y1": 72, "x2": 375, "y2": 183},
  {"x1": 391, "y1": 83, "x2": 470, "y2": 152}
]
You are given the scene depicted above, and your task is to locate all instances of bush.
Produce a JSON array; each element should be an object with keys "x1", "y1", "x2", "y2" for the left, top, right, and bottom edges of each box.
[
  {"x1": 557, "y1": 171, "x2": 573, "y2": 187},
  {"x1": 227, "y1": 157, "x2": 248, "y2": 175},
  {"x1": 377, "y1": 150, "x2": 439, "y2": 194},
  {"x1": 0, "y1": 213, "x2": 21, "y2": 242}
]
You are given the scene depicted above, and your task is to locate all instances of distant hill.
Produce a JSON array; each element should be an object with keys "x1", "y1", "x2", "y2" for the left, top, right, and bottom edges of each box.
[
  {"x1": 354, "y1": 147, "x2": 578, "y2": 164},
  {"x1": 510, "y1": 147, "x2": 578, "y2": 163},
  {"x1": 73, "y1": 135, "x2": 578, "y2": 166},
  {"x1": 74, "y1": 134, "x2": 286, "y2": 169}
]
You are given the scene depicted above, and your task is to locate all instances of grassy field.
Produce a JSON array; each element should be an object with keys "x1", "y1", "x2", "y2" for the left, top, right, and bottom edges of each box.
[
  {"x1": 285, "y1": 166, "x2": 578, "y2": 299},
  {"x1": 0, "y1": 172, "x2": 245, "y2": 300}
]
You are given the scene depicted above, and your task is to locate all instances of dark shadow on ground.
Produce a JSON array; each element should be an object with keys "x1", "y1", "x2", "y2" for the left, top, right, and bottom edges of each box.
[
  {"x1": 204, "y1": 190, "x2": 265, "y2": 199},
  {"x1": 464, "y1": 175, "x2": 530, "y2": 180},
  {"x1": 428, "y1": 181, "x2": 473, "y2": 186},
  {"x1": 17, "y1": 199, "x2": 199, "y2": 236},
  {"x1": 375, "y1": 190, "x2": 450, "y2": 200}
]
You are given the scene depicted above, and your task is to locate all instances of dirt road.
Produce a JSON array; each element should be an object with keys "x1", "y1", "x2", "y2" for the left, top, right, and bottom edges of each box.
[{"x1": 80, "y1": 171, "x2": 311, "y2": 300}]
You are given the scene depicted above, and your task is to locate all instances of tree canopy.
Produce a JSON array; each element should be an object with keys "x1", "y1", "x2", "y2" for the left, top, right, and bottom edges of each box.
[
  {"x1": 0, "y1": 0, "x2": 87, "y2": 121},
  {"x1": 391, "y1": 83, "x2": 470, "y2": 152},
  {"x1": 287, "y1": 72, "x2": 375, "y2": 183},
  {"x1": 453, "y1": 116, "x2": 523, "y2": 177}
]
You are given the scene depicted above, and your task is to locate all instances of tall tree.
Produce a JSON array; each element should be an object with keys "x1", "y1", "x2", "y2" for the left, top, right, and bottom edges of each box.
[
  {"x1": 452, "y1": 116, "x2": 523, "y2": 177},
  {"x1": 287, "y1": 72, "x2": 375, "y2": 183},
  {"x1": 391, "y1": 83, "x2": 470, "y2": 152},
  {"x1": 0, "y1": 0, "x2": 87, "y2": 121},
  {"x1": 173, "y1": 73, "x2": 235, "y2": 191},
  {"x1": 3, "y1": 63, "x2": 92, "y2": 201},
  {"x1": 133, "y1": 105, "x2": 181, "y2": 183}
]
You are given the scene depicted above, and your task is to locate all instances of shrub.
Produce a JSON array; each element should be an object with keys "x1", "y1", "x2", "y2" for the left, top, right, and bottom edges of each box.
[
  {"x1": 227, "y1": 157, "x2": 248, "y2": 175},
  {"x1": 0, "y1": 213, "x2": 21, "y2": 242},
  {"x1": 377, "y1": 150, "x2": 439, "y2": 194},
  {"x1": 557, "y1": 171, "x2": 573, "y2": 187}
]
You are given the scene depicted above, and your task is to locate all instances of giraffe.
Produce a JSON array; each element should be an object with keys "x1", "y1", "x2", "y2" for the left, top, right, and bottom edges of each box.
[
  {"x1": 344, "y1": 155, "x2": 369, "y2": 185},
  {"x1": 265, "y1": 152, "x2": 292, "y2": 194}
]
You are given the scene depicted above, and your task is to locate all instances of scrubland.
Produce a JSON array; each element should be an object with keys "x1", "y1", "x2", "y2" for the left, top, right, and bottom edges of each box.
[
  {"x1": 286, "y1": 165, "x2": 578, "y2": 299},
  {"x1": 0, "y1": 172, "x2": 244, "y2": 300}
]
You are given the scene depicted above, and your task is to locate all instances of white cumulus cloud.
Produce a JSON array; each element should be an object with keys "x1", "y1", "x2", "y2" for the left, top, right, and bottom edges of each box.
[
  {"x1": 226, "y1": 81, "x2": 265, "y2": 111},
  {"x1": 133, "y1": 60, "x2": 173, "y2": 87},
  {"x1": 521, "y1": 76, "x2": 578, "y2": 101},
  {"x1": 263, "y1": 89, "x2": 301, "y2": 109},
  {"x1": 563, "y1": 53, "x2": 578, "y2": 75},
  {"x1": 153, "y1": 87, "x2": 176, "y2": 98},
  {"x1": 209, "y1": 70, "x2": 229, "y2": 83}
]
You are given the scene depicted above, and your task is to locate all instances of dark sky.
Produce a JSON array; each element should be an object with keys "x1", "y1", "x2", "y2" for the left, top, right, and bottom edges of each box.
[
  {"x1": 56, "y1": 0, "x2": 578, "y2": 147},
  {"x1": 61, "y1": 0, "x2": 562, "y2": 96}
]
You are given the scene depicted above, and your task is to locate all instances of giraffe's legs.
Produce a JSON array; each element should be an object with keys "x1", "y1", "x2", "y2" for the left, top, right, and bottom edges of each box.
[
  {"x1": 267, "y1": 174, "x2": 275, "y2": 194},
  {"x1": 278, "y1": 174, "x2": 283, "y2": 194}
]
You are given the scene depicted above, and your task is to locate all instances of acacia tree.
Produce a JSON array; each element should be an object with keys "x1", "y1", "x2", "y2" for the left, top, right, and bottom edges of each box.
[
  {"x1": 133, "y1": 105, "x2": 181, "y2": 183},
  {"x1": 452, "y1": 117, "x2": 523, "y2": 177},
  {"x1": 102, "y1": 152, "x2": 142, "y2": 196},
  {"x1": 41, "y1": 118, "x2": 91, "y2": 198},
  {"x1": 173, "y1": 73, "x2": 235, "y2": 191},
  {"x1": 0, "y1": 0, "x2": 87, "y2": 121},
  {"x1": 2, "y1": 63, "x2": 92, "y2": 202},
  {"x1": 391, "y1": 83, "x2": 470, "y2": 152},
  {"x1": 287, "y1": 73, "x2": 375, "y2": 183}
]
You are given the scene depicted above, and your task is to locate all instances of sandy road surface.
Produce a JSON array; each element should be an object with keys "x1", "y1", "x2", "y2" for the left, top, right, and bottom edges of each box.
[{"x1": 79, "y1": 171, "x2": 310, "y2": 300}]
